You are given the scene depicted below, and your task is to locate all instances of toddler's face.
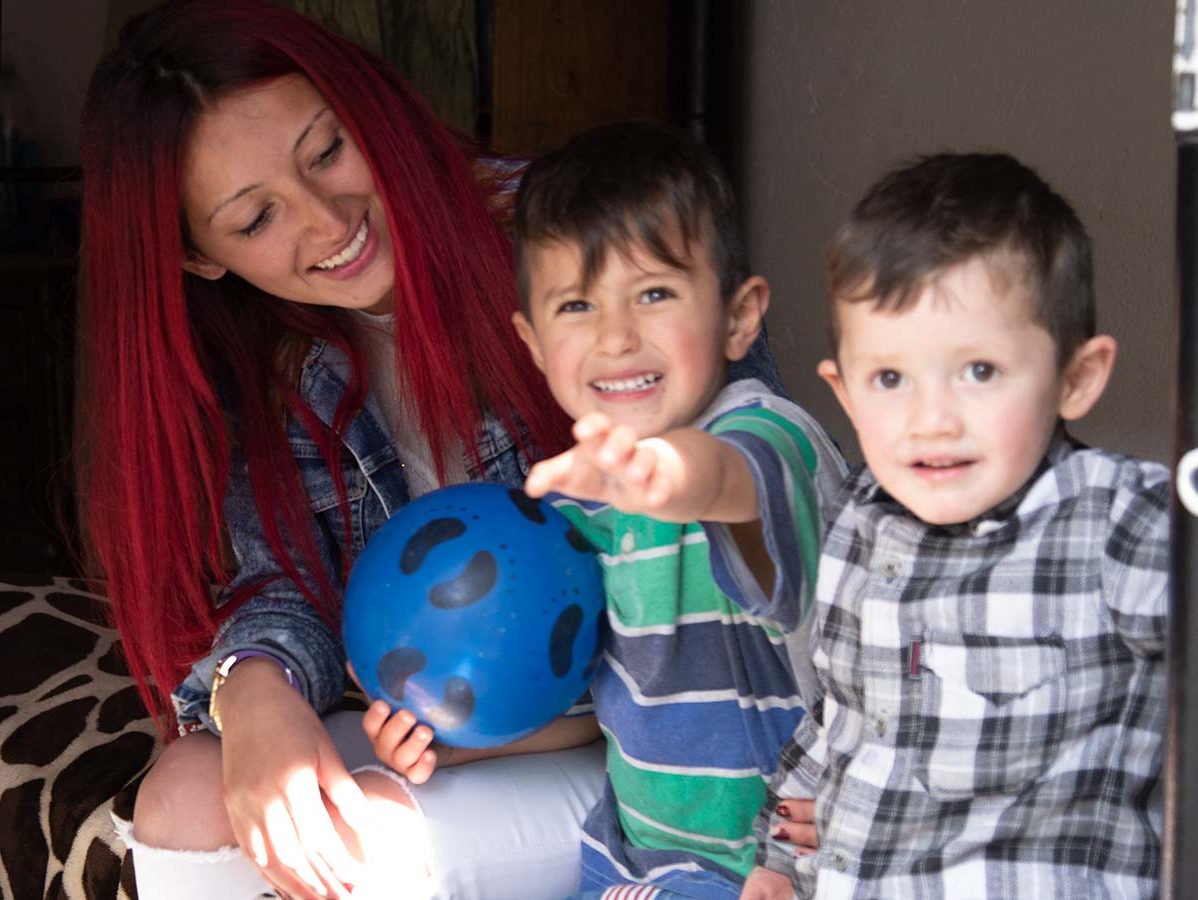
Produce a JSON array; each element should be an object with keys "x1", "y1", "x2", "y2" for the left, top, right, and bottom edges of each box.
[
  {"x1": 514, "y1": 237, "x2": 756, "y2": 438},
  {"x1": 820, "y1": 256, "x2": 1069, "y2": 525}
]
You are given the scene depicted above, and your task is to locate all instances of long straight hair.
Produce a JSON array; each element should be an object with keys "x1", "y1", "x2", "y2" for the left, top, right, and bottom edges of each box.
[{"x1": 77, "y1": 0, "x2": 570, "y2": 731}]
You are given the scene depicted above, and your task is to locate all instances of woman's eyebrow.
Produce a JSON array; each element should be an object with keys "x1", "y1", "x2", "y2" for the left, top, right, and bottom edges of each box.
[
  {"x1": 293, "y1": 107, "x2": 331, "y2": 153},
  {"x1": 206, "y1": 107, "x2": 333, "y2": 225}
]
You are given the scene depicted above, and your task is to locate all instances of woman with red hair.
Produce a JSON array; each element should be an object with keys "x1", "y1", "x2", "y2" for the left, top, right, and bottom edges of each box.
[
  {"x1": 78, "y1": 1, "x2": 784, "y2": 896},
  {"x1": 76, "y1": 1, "x2": 613, "y2": 896}
]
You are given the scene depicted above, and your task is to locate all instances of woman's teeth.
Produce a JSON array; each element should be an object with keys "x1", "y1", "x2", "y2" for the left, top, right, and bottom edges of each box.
[
  {"x1": 592, "y1": 373, "x2": 662, "y2": 393},
  {"x1": 314, "y1": 220, "x2": 368, "y2": 270}
]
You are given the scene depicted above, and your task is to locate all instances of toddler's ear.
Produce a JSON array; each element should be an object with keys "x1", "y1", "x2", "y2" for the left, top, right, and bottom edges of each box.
[
  {"x1": 817, "y1": 358, "x2": 855, "y2": 424},
  {"x1": 511, "y1": 311, "x2": 546, "y2": 373},
  {"x1": 725, "y1": 276, "x2": 771, "y2": 361},
  {"x1": 1058, "y1": 335, "x2": 1117, "y2": 421}
]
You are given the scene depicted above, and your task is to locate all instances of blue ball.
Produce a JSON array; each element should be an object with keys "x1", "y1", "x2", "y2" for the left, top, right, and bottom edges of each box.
[{"x1": 343, "y1": 482, "x2": 604, "y2": 748}]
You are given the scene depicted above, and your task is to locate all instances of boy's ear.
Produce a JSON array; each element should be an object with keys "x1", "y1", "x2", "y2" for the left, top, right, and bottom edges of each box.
[
  {"x1": 816, "y1": 358, "x2": 856, "y2": 425},
  {"x1": 724, "y1": 275, "x2": 771, "y2": 361},
  {"x1": 511, "y1": 311, "x2": 546, "y2": 373},
  {"x1": 182, "y1": 250, "x2": 227, "y2": 281},
  {"x1": 1058, "y1": 334, "x2": 1117, "y2": 421}
]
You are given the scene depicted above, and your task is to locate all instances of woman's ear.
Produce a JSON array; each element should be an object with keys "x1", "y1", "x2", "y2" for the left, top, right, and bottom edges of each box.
[
  {"x1": 725, "y1": 275, "x2": 771, "y2": 361},
  {"x1": 1058, "y1": 334, "x2": 1117, "y2": 421},
  {"x1": 182, "y1": 251, "x2": 227, "y2": 281}
]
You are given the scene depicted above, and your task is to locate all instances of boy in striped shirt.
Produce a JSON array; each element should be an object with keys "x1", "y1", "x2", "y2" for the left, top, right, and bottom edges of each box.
[{"x1": 511, "y1": 121, "x2": 847, "y2": 899}]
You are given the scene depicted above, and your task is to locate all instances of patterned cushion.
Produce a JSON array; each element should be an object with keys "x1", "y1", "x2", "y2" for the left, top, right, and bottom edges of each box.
[{"x1": 0, "y1": 573, "x2": 158, "y2": 900}]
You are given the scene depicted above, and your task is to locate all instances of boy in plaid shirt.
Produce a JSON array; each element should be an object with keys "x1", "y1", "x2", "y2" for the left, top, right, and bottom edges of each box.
[{"x1": 743, "y1": 153, "x2": 1169, "y2": 899}]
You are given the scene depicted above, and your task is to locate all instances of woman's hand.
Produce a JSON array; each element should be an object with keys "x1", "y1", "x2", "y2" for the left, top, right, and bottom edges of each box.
[
  {"x1": 740, "y1": 865, "x2": 796, "y2": 900},
  {"x1": 217, "y1": 659, "x2": 374, "y2": 899},
  {"x1": 361, "y1": 700, "x2": 440, "y2": 784},
  {"x1": 770, "y1": 798, "x2": 818, "y2": 853}
]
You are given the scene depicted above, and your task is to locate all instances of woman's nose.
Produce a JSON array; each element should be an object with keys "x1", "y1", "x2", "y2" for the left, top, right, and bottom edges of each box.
[{"x1": 301, "y1": 188, "x2": 348, "y2": 243}]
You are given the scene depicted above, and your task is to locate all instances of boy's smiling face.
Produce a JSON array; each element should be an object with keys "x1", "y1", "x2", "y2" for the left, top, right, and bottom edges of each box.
[
  {"x1": 819, "y1": 255, "x2": 1113, "y2": 525},
  {"x1": 514, "y1": 234, "x2": 766, "y2": 439}
]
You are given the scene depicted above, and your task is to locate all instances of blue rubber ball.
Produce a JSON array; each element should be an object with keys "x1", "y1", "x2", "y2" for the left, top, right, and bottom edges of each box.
[{"x1": 343, "y1": 482, "x2": 605, "y2": 748}]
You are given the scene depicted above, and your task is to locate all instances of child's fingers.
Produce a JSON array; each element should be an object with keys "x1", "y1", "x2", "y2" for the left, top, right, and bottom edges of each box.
[
  {"x1": 361, "y1": 699, "x2": 392, "y2": 741},
  {"x1": 525, "y1": 450, "x2": 577, "y2": 496},
  {"x1": 595, "y1": 425, "x2": 640, "y2": 469},
  {"x1": 403, "y1": 748, "x2": 439, "y2": 785},
  {"x1": 572, "y1": 412, "x2": 612, "y2": 442}
]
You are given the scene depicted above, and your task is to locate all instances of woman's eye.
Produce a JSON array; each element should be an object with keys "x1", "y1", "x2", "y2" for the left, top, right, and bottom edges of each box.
[
  {"x1": 871, "y1": 369, "x2": 904, "y2": 390},
  {"x1": 640, "y1": 286, "x2": 675, "y2": 303},
  {"x1": 313, "y1": 135, "x2": 344, "y2": 169},
  {"x1": 238, "y1": 205, "x2": 274, "y2": 237},
  {"x1": 963, "y1": 361, "x2": 997, "y2": 384}
]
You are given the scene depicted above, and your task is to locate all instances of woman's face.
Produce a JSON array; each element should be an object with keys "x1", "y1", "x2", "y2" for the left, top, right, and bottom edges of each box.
[{"x1": 181, "y1": 75, "x2": 396, "y2": 314}]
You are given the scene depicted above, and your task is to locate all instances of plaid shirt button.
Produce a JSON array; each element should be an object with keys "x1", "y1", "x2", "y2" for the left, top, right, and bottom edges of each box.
[
  {"x1": 873, "y1": 714, "x2": 888, "y2": 737},
  {"x1": 833, "y1": 850, "x2": 850, "y2": 872}
]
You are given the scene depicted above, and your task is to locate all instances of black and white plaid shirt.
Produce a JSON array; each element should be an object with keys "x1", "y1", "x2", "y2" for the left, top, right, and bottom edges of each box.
[{"x1": 758, "y1": 433, "x2": 1170, "y2": 899}]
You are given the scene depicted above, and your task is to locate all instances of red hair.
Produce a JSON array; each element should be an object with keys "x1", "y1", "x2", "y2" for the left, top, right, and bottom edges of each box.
[{"x1": 77, "y1": 0, "x2": 570, "y2": 732}]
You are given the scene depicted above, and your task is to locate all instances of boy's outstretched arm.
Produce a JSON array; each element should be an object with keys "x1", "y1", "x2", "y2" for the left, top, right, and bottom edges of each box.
[{"x1": 524, "y1": 412, "x2": 759, "y2": 523}]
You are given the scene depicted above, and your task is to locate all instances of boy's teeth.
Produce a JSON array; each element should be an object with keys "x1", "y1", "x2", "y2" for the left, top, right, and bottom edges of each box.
[
  {"x1": 314, "y1": 220, "x2": 368, "y2": 270},
  {"x1": 593, "y1": 373, "x2": 661, "y2": 393}
]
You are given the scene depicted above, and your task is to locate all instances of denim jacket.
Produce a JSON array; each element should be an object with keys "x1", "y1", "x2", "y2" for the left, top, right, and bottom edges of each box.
[{"x1": 172, "y1": 331, "x2": 787, "y2": 732}]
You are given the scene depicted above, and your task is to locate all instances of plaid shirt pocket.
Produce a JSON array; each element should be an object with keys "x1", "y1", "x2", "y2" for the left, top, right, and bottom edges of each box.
[{"x1": 914, "y1": 633, "x2": 1068, "y2": 800}]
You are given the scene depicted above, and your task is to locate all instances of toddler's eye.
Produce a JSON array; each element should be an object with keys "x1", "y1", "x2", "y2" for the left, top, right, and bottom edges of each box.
[
  {"x1": 557, "y1": 299, "x2": 592, "y2": 314},
  {"x1": 871, "y1": 369, "x2": 904, "y2": 390},
  {"x1": 963, "y1": 361, "x2": 997, "y2": 384},
  {"x1": 640, "y1": 286, "x2": 675, "y2": 303}
]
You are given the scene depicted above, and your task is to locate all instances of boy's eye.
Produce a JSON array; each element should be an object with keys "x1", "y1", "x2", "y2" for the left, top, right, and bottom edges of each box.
[
  {"x1": 557, "y1": 299, "x2": 592, "y2": 314},
  {"x1": 312, "y1": 134, "x2": 344, "y2": 169},
  {"x1": 962, "y1": 361, "x2": 997, "y2": 384},
  {"x1": 238, "y1": 204, "x2": 274, "y2": 237},
  {"x1": 871, "y1": 369, "x2": 904, "y2": 390},
  {"x1": 639, "y1": 286, "x2": 675, "y2": 303}
]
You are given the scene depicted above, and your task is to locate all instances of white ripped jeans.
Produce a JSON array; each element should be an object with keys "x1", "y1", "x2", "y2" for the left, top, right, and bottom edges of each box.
[{"x1": 116, "y1": 710, "x2": 607, "y2": 899}]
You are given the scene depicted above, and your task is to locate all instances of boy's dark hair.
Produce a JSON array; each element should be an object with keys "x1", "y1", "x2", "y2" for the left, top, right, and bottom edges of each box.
[
  {"x1": 514, "y1": 120, "x2": 748, "y2": 309},
  {"x1": 827, "y1": 153, "x2": 1094, "y2": 366}
]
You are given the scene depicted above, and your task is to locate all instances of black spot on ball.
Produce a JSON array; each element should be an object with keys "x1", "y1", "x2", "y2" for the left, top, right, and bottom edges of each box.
[
  {"x1": 425, "y1": 677, "x2": 476, "y2": 728},
  {"x1": 401, "y1": 518, "x2": 467, "y2": 574},
  {"x1": 548, "y1": 603, "x2": 584, "y2": 677},
  {"x1": 565, "y1": 526, "x2": 594, "y2": 553},
  {"x1": 507, "y1": 489, "x2": 547, "y2": 524},
  {"x1": 377, "y1": 647, "x2": 427, "y2": 702},
  {"x1": 429, "y1": 551, "x2": 498, "y2": 609}
]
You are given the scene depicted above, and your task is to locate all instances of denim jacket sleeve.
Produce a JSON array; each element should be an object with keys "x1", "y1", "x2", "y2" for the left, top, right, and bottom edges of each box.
[{"x1": 171, "y1": 447, "x2": 349, "y2": 734}]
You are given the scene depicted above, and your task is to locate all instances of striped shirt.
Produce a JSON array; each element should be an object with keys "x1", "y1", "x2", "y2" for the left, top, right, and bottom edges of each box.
[
  {"x1": 758, "y1": 433, "x2": 1170, "y2": 899},
  {"x1": 553, "y1": 379, "x2": 847, "y2": 896}
]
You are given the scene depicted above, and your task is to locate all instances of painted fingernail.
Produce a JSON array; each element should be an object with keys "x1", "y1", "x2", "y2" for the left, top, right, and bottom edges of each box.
[
  {"x1": 797, "y1": 847, "x2": 817, "y2": 857},
  {"x1": 777, "y1": 803, "x2": 792, "y2": 818},
  {"x1": 770, "y1": 825, "x2": 791, "y2": 841}
]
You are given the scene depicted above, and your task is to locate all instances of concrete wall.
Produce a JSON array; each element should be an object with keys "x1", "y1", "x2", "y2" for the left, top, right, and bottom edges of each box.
[{"x1": 737, "y1": 1, "x2": 1177, "y2": 464}]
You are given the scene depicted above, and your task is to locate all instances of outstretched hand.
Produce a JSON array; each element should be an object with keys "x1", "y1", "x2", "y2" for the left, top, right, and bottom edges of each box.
[{"x1": 524, "y1": 413, "x2": 698, "y2": 518}]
